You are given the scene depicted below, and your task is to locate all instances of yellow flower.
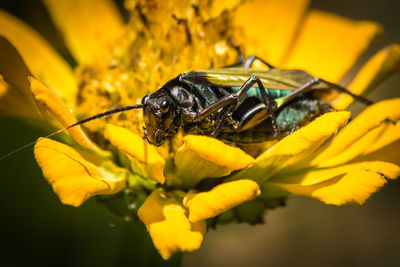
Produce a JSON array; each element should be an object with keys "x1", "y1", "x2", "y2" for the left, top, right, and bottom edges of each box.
[{"x1": 0, "y1": 0, "x2": 399, "y2": 261}]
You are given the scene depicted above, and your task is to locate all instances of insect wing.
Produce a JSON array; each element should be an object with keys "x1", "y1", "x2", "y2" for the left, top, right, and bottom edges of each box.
[{"x1": 180, "y1": 68, "x2": 315, "y2": 91}]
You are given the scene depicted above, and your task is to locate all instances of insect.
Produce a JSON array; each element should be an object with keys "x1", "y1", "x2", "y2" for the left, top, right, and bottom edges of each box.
[
  {"x1": 0, "y1": 56, "x2": 372, "y2": 159},
  {"x1": 137, "y1": 56, "x2": 372, "y2": 146}
]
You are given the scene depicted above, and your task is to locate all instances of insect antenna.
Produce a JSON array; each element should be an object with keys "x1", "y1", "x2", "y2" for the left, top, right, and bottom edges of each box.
[{"x1": 0, "y1": 104, "x2": 144, "y2": 160}]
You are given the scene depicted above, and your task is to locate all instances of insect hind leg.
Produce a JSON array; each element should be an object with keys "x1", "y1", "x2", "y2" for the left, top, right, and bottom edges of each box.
[
  {"x1": 318, "y1": 78, "x2": 374, "y2": 106},
  {"x1": 279, "y1": 77, "x2": 373, "y2": 109},
  {"x1": 211, "y1": 76, "x2": 281, "y2": 140},
  {"x1": 251, "y1": 76, "x2": 281, "y2": 139}
]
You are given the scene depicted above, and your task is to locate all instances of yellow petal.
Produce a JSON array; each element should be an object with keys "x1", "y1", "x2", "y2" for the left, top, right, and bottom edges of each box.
[
  {"x1": 332, "y1": 44, "x2": 400, "y2": 109},
  {"x1": 29, "y1": 77, "x2": 105, "y2": 154},
  {"x1": 184, "y1": 179, "x2": 260, "y2": 223},
  {"x1": 208, "y1": 0, "x2": 242, "y2": 19},
  {"x1": 171, "y1": 135, "x2": 254, "y2": 188},
  {"x1": 138, "y1": 189, "x2": 206, "y2": 260},
  {"x1": 231, "y1": 111, "x2": 350, "y2": 183},
  {"x1": 34, "y1": 138, "x2": 126, "y2": 207},
  {"x1": 104, "y1": 124, "x2": 165, "y2": 184},
  {"x1": 234, "y1": 0, "x2": 310, "y2": 66},
  {"x1": 283, "y1": 10, "x2": 382, "y2": 82},
  {"x1": 270, "y1": 161, "x2": 400, "y2": 185},
  {"x1": 0, "y1": 10, "x2": 76, "y2": 105},
  {"x1": 0, "y1": 74, "x2": 38, "y2": 118},
  {"x1": 0, "y1": 75, "x2": 5, "y2": 96},
  {"x1": 43, "y1": 0, "x2": 124, "y2": 64},
  {"x1": 354, "y1": 123, "x2": 400, "y2": 166},
  {"x1": 312, "y1": 99, "x2": 400, "y2": 167},
  {"x1": 0, "y1": 37, "x2": 41, "y2": 118},
  {"x1": 265, "y1": 166, "x2": 397, "y2": 205}
]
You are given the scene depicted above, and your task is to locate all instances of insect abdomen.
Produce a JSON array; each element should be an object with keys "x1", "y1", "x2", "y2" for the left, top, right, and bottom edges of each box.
[{"x1": 218, "y1": 96, "x2": 333, "y2": 143}]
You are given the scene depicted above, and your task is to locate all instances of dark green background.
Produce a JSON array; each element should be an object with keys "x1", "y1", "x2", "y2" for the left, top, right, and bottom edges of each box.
[{"x1": 0, "y1": 0, "x2": 399, "y2": 266}]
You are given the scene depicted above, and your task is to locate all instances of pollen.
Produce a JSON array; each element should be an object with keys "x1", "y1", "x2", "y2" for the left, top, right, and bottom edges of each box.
[{"x1": 74, "y1": 1, "x2": 242, "y2": 143}]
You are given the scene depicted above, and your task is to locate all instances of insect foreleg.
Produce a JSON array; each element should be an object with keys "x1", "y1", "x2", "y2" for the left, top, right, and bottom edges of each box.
[
  {"x1": 192, "y1": 95, "x2": 237, "y2": 122},
  {"x1": 210, "y1": 104, "x2": 236, "y2": 137},
  {"x1": 190, "y1": 73, "x2": 268, "y2": 123}
]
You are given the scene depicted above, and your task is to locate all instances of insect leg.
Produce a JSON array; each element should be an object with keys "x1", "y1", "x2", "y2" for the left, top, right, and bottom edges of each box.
[
  {"x1": 280, "y1": 78, "x2": 373, "y2": 107},
  {"x1": 210, "y1": 104, "x2": 236, "y2": 137},
  {"x1": 192, "y1": 95, "x2": 237, "y2": 122},
  {"x1": 198, "y1": 76, "x2": 282, "y2": 139},
  {"x1": 244, "y1": 56, "x2": 275, "y2": 69},
  {"x1": 250, "y1": 76, "x2": 281, "y2": 139},
  {"x1": 318, "y1": 78, "x2": 374, "y2": 106},
  {"x1": 277, "y1": 78, "x2": 321, "y2": 108},
  {"x1": 192, "y1": 75, "x2": 264, "y2": 122}
]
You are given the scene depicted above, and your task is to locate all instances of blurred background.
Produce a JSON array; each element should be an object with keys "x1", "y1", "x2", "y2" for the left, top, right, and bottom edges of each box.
[{"x1": 0, "y1": 0, "x2": 399, "y2": 266}]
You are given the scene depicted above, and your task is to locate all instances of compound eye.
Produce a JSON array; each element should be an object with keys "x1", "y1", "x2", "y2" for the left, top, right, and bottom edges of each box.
[
  {"x1": 141, "y1": 95, "x2": 149, "y2": 104},
  {"x1": 160, "y1": 100, "x2": 170, "y2": 113}
]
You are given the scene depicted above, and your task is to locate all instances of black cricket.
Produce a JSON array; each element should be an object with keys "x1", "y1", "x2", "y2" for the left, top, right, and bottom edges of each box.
[
  {"x1": 70, "y1": 56, "x2": 371, "y2": 146},
  {"x1": 0, "y1": 56, "x2": 373, "y2": 160}
]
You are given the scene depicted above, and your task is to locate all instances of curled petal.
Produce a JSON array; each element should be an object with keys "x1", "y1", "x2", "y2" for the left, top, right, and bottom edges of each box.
[
  {"x1": 234, "y1": 0, "x2": 310, "y2": 66},
  {"x1": 34, "y1": 138, "x2": 126, "y2": 207},
  {"x1": 332, "y1": 44, "x2": 400, "y2": 109},
  {"x1": 0, "y1": 37, "x2": 41, "y2": 118},
  {"x1": 269, "y1": 161, "x2": 400, "y2": 185},
  {"x1": 43, "y1": 0, "x2": 124, "y2": 64},
  {"x1": 184, "y1": 179, "x2": 260, "y2": 223},
  {"x1": 0, "y1": 75, "x2": 5, "y2": 96},
  {"x1": 138, "y1": 189, "x2": 206, "y2": 260},
  {"x1": 312, "y1": 99, "x2": 400, "y2": 167},
  {"x1": 0, "y1": 10, "x2": 76, "y2": 104},
  {"x1": 29, "y1": 77, "x2": 105, "y2": 154},
  {"x1": 355, "y1": 122, "x2": 400, "y2": 166},
  {"x1": 105, "y1": 124, "x2": 165, "y2": 184},
  {"x1": 171, "y1": 135, "x2": 254, "y2": 188},
  {"x1": 0, "y1": 74, "x2": 38, "y2": 118},
  {"x1": 283, "y1": 10, "x2": 382, "y2": 82},
  {"x1": 264, "y1": 161, "x2": 400, "y2": 205},
  {"x1": 231, "y1": 111, "x2": 350, "y2": 183}
]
